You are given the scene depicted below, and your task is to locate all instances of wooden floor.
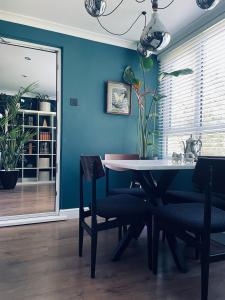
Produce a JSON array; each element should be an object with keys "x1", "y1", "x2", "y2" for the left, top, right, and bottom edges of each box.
[
  {"x1": 0, "y1": 220, "x2": 225, "y2": 300},
  {"x1": 0, "y1": 183, "x2": 55, "y2": 217}
]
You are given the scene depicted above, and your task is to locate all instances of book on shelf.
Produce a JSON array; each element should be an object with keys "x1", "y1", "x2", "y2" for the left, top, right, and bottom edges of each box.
[
  {"x1": 40, "y1": 132, "x2": 51, "y2": 140},
  {"x1": 28, "y1": 142, "x2": 33, "y2": 154}
]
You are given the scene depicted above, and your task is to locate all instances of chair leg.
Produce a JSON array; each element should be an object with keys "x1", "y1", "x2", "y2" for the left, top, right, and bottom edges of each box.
[
  {"x1": 123, "y1": 225, "x2": 128, "y2": 234},
  {"x1": 91, "y1": 232, "x2": 98, "y2": 278},
  {"x1": 152, "y1": 217, "x2": 160, "y2": 275},
  {"x1": 166, "y1": 233, "x2": 187, "y2": 273},
  {"x1": 201, "y1": 235, "x2": 210, "y2": 300},
  {"x1": 79, "y1": 221, "x2": 84, "y2": 257},
  {"x1": 118, "y1": 226, "x2": 122, "y2": 241},
  {"x1": 147, "y1": 221, "x2": 152, "y2": 270},
  {"x1": 112, "y1": 224, "x2": 138, "y2": 261},
  {"x1": 118, "y1": 225, "x2": 128, "y2": 241}
]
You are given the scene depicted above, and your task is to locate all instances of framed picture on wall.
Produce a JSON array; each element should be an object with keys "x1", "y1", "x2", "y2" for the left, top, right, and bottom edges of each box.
[{"x1": 106, "y1": 81, "x2": 131, "y2": 115}]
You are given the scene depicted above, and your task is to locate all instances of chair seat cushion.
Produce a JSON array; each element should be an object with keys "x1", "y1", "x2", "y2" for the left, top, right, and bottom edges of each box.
[
  {"x1": 152, "y1": 203, "x2": 225, "y2": 233},
  {"x1": 163, "y1": 190, "x2": 225, "y2": 210},
  {"x1": 96, "y1": 194, "x2": 149, "y2": 218},
  {"x1": 109, "y1": 187, "x2": 146, "y2": 198}
]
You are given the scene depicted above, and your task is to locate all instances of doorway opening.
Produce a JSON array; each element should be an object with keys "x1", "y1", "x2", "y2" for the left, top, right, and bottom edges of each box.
[{"x1": 0, "y1": 38, "x2": 62, "y2": 225}]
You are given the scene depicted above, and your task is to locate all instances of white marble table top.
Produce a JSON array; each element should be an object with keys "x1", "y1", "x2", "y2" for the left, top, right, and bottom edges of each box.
[{"x1": 102, "y1": 159, "x2": 195, "y2": 171}]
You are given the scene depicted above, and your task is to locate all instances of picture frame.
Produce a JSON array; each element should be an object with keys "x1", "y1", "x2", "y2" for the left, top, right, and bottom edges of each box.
[{"x1": 106, "y1": 81, "x2": 131, "y2": 115}]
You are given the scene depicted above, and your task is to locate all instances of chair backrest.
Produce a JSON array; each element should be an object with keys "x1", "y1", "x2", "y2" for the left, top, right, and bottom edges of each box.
[
  {"x1": 105, "y1": 154, "x2": 139, "y2": 160},
  {"x1": 193, "y1": 156, "x2": 225, "y2": 195},
  {"x1": 105, "y1": 154, "x2": 139, "y2": 171},
  {"x1": 192, "y1": 156, "x2": 225, "y2": 239},
  {"x1": 80, "y1": 155, "x2": 105, "y2": 181}
]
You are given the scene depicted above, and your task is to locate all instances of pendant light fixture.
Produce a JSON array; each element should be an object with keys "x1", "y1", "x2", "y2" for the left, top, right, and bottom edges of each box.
[
  {"x1": 139, "y1": 0, "x2": 171, "y2": 55},
  {"x1": 84, "y1": 0, "x2": 106, "y2": 17},
  {"x1": 196, "y1": 0, "x2": 220, "y2": 10},
  {"x1": 84, "y1": 0, "x2": 221, "y2": 57}
]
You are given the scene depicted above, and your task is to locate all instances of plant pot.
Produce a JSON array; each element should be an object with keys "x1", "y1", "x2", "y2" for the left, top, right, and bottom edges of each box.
[
  {"x1": 40, "y1": 101, "x2": 51, "y2": 112},
  {"x1": 0, "y1": 170, "x2": 19, "y2": 189}
]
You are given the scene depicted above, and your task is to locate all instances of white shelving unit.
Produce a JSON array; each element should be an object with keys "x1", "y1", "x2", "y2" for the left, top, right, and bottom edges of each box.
[{"x1": 17, "y1": 109, "x2": 56, "y2": 183}]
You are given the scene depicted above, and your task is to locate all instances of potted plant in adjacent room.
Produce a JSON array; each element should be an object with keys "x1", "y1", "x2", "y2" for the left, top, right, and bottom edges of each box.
[
  {"x1": 123, "y1": 56, "x2": 193, "y2": 159},
  {"x1": 0, "y1": 84, "x2": 36, "y2": 189},
  {"x1": 36, "y1": 93, "x2": 51, "y2": 112}
]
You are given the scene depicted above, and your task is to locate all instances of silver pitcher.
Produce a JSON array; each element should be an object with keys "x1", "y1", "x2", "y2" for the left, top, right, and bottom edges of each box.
[{"x1": 182, "y1": 134, "x2": 202, "y2": 162}]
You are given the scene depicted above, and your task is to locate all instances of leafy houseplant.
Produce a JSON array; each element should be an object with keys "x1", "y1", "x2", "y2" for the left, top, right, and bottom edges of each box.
[
  {"x1": 123, "y1": 57, "x2": 193, "y2": 159},
  {"x1": 0, "y1": 84, "x2": 36, "y2": 189},
  {"x1": 36, "y1": 93, "x2": 52, "y2": 112}
]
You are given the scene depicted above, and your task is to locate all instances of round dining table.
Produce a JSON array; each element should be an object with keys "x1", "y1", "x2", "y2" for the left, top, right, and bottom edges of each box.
[{"x1": 102, "y1": 159, "x2": 195, "y2": 268}]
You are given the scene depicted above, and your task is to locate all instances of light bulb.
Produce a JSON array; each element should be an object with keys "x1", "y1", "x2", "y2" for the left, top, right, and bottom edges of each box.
[
  {"x1": 140, "y1": 12, "x2": 171, "y2": 52},
  {"x1": 84, "y1": 0, "x2": 106, "y2": 17}
]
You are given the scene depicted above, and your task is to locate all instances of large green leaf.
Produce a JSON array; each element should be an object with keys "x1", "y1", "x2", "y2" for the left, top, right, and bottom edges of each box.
[
  {"x1": 153, "y1": 94, "x2": 166, "y2": 102},
  {"x1": 123, "y1": 66, "x2": 137, "y2": 84},
  {"x1": 159, "y1": 68, "x2": 193, "y2": 81},
  {"x1": 140, "y1": 56, "x2": 153, "y2": 72}
]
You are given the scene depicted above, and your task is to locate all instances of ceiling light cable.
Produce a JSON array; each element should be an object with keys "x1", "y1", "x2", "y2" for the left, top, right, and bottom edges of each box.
[
  {"x1": 97, "y1": 11, "x2": 146, "y2": 36},
  {"x1": 151, "y1": 0, "x2": 175, "y2": 10},
  {"x1": 102, "y1": 0, "x2": 147, "y2": 17},
  {"x1": 102, "y1": 0, "x2": 124, "y2": 16},
  {"x1": 85, "y1": 0, "x2": 221, "y2": 57}
]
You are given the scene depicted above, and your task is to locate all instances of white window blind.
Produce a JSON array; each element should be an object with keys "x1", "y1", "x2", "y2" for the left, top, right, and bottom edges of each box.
[{"x1": 159, "y1": 19, "x2": 225, "y2": 158}]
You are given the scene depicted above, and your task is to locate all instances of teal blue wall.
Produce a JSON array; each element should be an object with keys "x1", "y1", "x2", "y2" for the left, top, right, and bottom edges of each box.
[{"x1": 0, "y1": 20, "x2": 158, "y2": 209}]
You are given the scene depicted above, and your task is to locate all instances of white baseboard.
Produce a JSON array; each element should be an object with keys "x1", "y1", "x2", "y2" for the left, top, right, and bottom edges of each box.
[
  {"x1": 0, "y1": 208, "x2": 83, "y2": 228},
  {"x1": 0, "y1": 214, "x2": 67, "y2": 227},
  {"x1": 59, "y1": 208, "x2": 88, "y2": 219}
]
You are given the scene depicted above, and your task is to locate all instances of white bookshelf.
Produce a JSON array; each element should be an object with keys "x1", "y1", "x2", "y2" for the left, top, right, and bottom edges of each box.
[{"x1": 17, "y1": 109, "x2": 56, "y2": 183}]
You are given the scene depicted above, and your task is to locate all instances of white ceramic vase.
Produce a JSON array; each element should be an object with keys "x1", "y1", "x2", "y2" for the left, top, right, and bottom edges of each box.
[{"x1": 40, "y1": 101, "x2": 51, "y2": 112}]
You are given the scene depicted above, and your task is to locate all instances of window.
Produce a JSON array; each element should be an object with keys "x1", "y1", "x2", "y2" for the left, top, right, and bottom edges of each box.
[{"x1": 159, "y1": 19, "x2": 225, "y2": 158}]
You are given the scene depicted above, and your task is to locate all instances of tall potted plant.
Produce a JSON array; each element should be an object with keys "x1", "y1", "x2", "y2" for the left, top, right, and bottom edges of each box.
[
  {"x1": 0, "y1": 84, "x2": 36, "y2": 189},
  {"x1": 123, "y1": 56, "x2": 193, "y2": 159}
]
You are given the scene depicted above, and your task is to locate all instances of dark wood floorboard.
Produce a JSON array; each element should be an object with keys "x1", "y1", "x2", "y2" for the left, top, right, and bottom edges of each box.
[
  {"x1": 0, "y1": 220, "x2": 225, "y2": 300},
  {"x1": 0, "y1": 183, "x2": 55, "y2": 216}
]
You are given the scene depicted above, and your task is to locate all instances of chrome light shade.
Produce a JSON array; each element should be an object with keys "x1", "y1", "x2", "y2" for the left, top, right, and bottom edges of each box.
[
  {"x1": 196, "y1": 0, "x2": 220, "y2": 10},
  {"x1": 140, "y1": 12, "x2": 171, "y2": 53},
  {"x1": 137, "y1": 43, "x2": 152, "y2": 58},
  {"x1": 84, "y1": 0, "x2": 106, "y2": 17}
]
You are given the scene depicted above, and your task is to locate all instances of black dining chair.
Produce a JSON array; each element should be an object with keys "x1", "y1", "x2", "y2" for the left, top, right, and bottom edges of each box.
[
  {"x1": 105, "y1": 154, "x2": 147, "y2": 240},
  {"x1": 163, "y1": 156, "x2": 225, "y2": 210},
  {"x1": 162, "y1": 156, "x2": 225, "y2": 259},
  {"x1": 151, "y1": 157, "x2": 225, "y2": 300},
  {"x1": 79, "y1": 155, "x2": 152, "y2": 278},
  {"x1": 105, "y1": 154, "x2": 146, "y2": 198}
]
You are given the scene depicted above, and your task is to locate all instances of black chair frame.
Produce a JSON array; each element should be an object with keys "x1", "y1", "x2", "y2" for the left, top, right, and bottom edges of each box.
[
  {"x1": 152, "y1": 160, "x2": 225, "y2": 300},
  {"x1": 79, "y1": 157, "x2": 151, "y2": 278}
]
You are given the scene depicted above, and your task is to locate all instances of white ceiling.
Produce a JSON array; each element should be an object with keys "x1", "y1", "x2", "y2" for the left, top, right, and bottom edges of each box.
[
  {"x1": 0, "y1": 42, "x2": 56, "y2": 98},
  {"x1": 0, "y1": 0, "x2": 225, "y2": 45}
]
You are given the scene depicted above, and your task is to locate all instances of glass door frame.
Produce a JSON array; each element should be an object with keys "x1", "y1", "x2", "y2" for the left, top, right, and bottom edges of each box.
[{"x1": 0, "y1": 37, "x2": 62, "y2": 226}]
